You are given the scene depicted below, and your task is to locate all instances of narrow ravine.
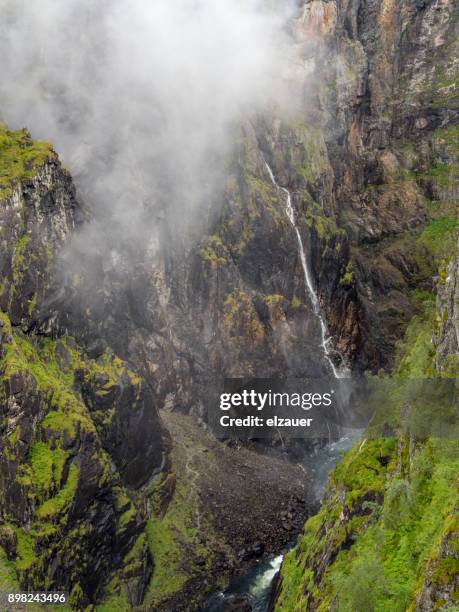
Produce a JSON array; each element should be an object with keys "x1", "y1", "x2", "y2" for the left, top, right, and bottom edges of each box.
[
  {"x1": 204, "y1": 161, "x2": 354, "y2": 611},
  {"x1": 206, "y1": 555, "x2": 284, "y2": 612}
]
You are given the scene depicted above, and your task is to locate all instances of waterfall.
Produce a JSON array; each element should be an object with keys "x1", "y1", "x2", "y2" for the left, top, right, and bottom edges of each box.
[{"x1": 263, "y1": 160, "x2": 347, "y2": 380}]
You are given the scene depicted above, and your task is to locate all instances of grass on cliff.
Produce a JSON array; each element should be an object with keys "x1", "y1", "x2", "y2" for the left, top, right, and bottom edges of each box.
[
  {"x1": 0, "y1": 124, "x2": 54, "y2": 199},
  {"x1": 420, "y1": 216, "x2": 458, "y2": 261},
  {"x1": 329, "y1": 439, "x2": 459, "y2": 612},
  {"x1": 0, "y1": 546, "x2": 20, "y2": 589},
  {"x1": 143, "y1": 471, "x2": 198, "y2": 607},
  {"x1": 1, "y1": 331, "x2": 95, "y2": 440},
  {"x1": 275, "y1": 289, "x2": 459, "y2": 612},
  {"x1": 0, "y1": 312, "x2": 139, "y2": 594}
]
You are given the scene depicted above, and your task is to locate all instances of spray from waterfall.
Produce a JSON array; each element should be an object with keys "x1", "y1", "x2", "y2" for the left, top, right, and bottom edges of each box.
[{"x1": 263, "y1": 160, "x2": 348, "y2": 380}]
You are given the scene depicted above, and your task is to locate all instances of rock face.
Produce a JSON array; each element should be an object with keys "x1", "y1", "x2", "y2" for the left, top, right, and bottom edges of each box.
[
  {"x1": 270, "y1": 2, "x2": 458, "y2": 610},
  {"x1": 271, "y1": 0, "x2": 458, "y2": 371},
  {"x1": 0, "y1": 126, "x2": 169, "y2": 607},
  {"x1": 66, "y1": 0, "x2": 458, "y2": 423},
  {"x1": 435, "y1": 238, "x2": 459, "y2": 373},
  {"x1": 0, "y1": 136, "x2": 79, "y2": 328}
]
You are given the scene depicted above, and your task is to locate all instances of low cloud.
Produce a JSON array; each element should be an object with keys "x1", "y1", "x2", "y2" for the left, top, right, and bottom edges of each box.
[{"x1": 0, "y1": 0, "x2": 296, "y2": 253}]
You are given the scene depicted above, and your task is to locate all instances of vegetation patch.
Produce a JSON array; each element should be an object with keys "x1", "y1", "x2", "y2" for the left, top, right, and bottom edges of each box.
[
  {"x1": 0, "y1": 124, "x2": 54, "y2": 199},
  {"x1": 144, "y1": 470, "x2": 201, "y2": 607}
]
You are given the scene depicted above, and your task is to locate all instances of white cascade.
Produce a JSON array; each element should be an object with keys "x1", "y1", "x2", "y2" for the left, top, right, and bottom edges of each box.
[{"x1": 264, "y1": 160, "x2": 348, "y2": 379}]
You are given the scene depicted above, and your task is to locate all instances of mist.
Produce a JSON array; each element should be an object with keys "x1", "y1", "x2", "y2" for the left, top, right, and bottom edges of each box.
[{"x1": 0, "y1": 0, "x2": 296, "y2": 255}]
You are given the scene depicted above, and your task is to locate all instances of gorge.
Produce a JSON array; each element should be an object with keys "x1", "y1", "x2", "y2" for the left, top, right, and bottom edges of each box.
[{"x1": 0, "y1": 1, "x2": 458, "y2": 611}]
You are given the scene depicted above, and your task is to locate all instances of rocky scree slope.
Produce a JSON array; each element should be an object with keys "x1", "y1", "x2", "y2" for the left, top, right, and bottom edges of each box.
[{"x1": 0, "y1": 124, "x2": 169, "y2": 608}]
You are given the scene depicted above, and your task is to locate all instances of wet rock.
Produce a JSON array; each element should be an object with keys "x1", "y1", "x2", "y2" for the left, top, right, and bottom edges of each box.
[
  {"x1": 224, "y1": 594, "x2": 253, "y2": 611},
  {"x1": 252, "y1": 542, "x2": 265, "y2": 557}
]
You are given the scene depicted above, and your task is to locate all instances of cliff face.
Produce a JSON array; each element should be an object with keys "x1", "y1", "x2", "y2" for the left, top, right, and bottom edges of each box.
[
  {"x1": 436, "y1": 238, "x2": 459, "y2": 372},
  {"x1": 0, "y1": 126, "x2": 319, "y2": 611},
  {"x1": 110, "y1": 0, "x2": 458, "y2": 418},
  {"x1": 269, "y1": 0, "x2": 458, "y2": 371},
  {"x1": 271, "y1": 3, "x2": 458, "y2": 608},
  {"x1": 0, "y1": 126, "x2": 169, "y2": 607}
]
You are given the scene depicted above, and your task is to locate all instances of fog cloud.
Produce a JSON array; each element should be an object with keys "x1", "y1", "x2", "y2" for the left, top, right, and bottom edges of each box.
[{"x1": 0, "y1": 0, "x2": 295, "y2": 252}]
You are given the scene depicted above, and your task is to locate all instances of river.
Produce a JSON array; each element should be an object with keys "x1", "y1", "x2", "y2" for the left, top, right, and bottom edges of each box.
[{"x1": 204, "y1": 433, "x2": 359, "y2": 611}]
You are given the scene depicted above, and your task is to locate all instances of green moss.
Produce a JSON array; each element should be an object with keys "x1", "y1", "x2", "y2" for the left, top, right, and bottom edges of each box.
[
  {"x1": 431, "y1": 557, "x2": 459, "y2": 587},
  {"x1": 27, "y1": 292, "x2": 37, "y2": 316},
  {"x1": 83, "y1": 348, "x2": 125, "y2": 390},
  {"x1": 144, "y1": 482, "x2": 192, "y2": 605},
  {"x1": 291, "y1": 123, "x2": 326, "y2": 185},
  {"x1": 419, "y1": 216, "x2": 458, "y2": 261},
  {"x1": 143, "y1": 466, "x2": 210, "y2": 606},
  {"x1": 0, "y1": 545, "x2": 20, "y2": 590},
  {"x1": 96, "y1": 593, "x2": 131, "y2": 612},
  {"x1": 117, "y1": 503, "x2": 137, "y2": 532},
  {"x1": 69, "y1": 583, "x2": 84, "y2": 608},
  {"x1": 221, "y1": 290, "x2": 264, "y2": 351},
  {"x1": 199, "y1": 234, "x2": 229, "y2": 268},
  {"x1": 142, "y1": 457, "x2": 221, "y2": 609},
  {"x1": 15, "y1": 528, "x2": 36, "y2": 571},
  {"x1": 332, "y1": 437, "x2": 397, "y2": 507},
  {"x1": 0, "y1": 326, "x2": 96, "y2": 439},
  {"x1": 265, "y1": 294, "x2": 284, "y2": 305},
  {"x1": 13, "y1": 235, "x2": 30, "y2": 269},
  {"x1": 30, "y1": 522, "x2": 58, "y2": 538},
  {"x1": 28, "y1": 442, "x2": 68, "y2": 496},
  {"x1": 339, "y1": 261, "x2": 354, "y2": 285},
  {"x1": 0, "y1": 124, "x2": 54, "y2": 199},
  {"x1": 97, "y1": 534, "x2": 149, "y2": 611},
  {"x1": 0, "y1": 309, "x2": 11, "y2": 332},
  {"x1": 246, "y1": 175, "x2": 282, "y2": 220},
  {"x1": 395, "y1": 303, "x2": 436, "y2": 378},
  {"x1": 35, "y1": 464, "x2": 79, "y2": 519}
]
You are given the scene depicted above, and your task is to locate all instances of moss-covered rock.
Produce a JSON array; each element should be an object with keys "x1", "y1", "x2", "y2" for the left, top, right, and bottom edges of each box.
[
  {"x1": 0, "y1": 125, "x2": 54, "y2": 199},
  {"x1": 0, "y1": 125, "x2": 167, "y2": 609},
  {"x1": 0, "y1": 314, "x2": 153, "y2": 606}
]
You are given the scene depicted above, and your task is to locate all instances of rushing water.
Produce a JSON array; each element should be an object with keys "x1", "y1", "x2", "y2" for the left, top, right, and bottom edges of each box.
[{"x1": 205, "y1": 555, "x2": 284, "y2": 612}]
